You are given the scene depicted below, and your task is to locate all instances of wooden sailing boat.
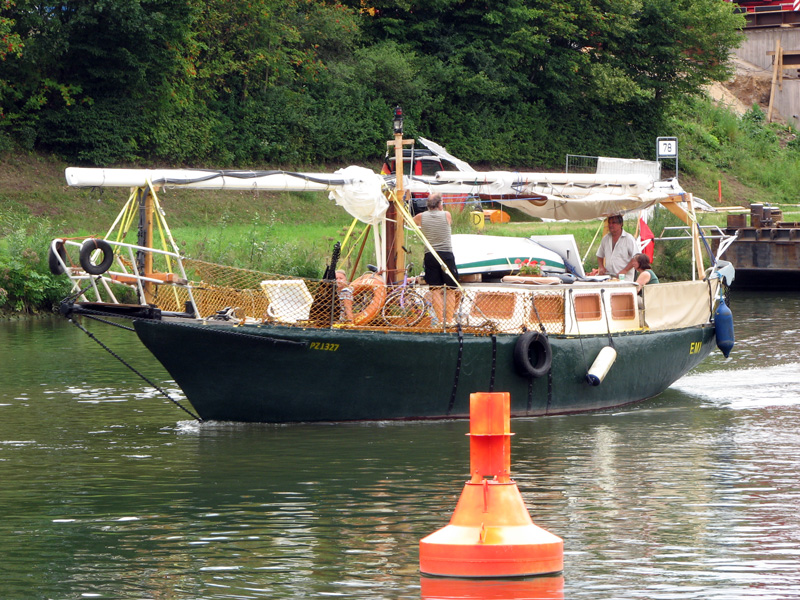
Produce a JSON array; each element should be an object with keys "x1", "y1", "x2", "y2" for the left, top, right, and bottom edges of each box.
[{"x1": 49, "y1": 110, "x2": 735, "y2": 423}]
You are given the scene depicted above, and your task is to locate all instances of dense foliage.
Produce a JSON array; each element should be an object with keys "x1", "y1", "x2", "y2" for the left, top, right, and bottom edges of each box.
[
  {"x1": 5, "y1": 94, "x2": 800, "y2": 315},
  {"x1": 0, "y1": 0, "x2": 743, "y2": 166}
]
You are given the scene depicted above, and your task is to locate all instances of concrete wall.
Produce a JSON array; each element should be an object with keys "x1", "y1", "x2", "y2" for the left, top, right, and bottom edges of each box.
[
  {"x1": 737, "y1": 28, "x2": 800, "y2": 126},
  {"x1": 737, "y1": 28, "x2": 800, "y2": 70},
  {"x1": 773, "y1": 80, "x2": 800, "y2": 124}
]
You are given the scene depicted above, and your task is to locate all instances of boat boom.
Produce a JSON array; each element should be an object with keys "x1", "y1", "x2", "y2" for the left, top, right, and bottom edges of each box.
[{"x1": 65, "y1": 167, "x2": 359, "y2": 191}]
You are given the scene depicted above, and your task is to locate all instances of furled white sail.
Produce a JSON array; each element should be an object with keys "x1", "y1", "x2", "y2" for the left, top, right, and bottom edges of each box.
[
  {"x1": 326, "y1": 166, "x2": 388, "y2": 225},
  {"x1": 64, "y1": 166, "x2": 389, "y2": 226}
]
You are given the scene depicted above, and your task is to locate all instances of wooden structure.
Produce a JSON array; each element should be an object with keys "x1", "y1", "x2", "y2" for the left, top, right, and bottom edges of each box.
[
  {"x1": 731, "y1": 10, "x2": 800, "y2": 129},
  {"x1": 719, "y1": 203, "x2": 800, "y2": 290},
  {"x1": 767, "y1": 40, "x2": 800, "y2": 121}
]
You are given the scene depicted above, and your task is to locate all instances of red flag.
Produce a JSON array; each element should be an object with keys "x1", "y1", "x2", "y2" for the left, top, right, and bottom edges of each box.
[{"x1": 639, "y1": 218, "x2": 654, "y2": 262}]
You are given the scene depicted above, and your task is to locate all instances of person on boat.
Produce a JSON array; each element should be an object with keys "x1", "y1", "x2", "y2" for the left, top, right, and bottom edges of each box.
[
  {"x1": 630, "y1": 253, "x2": 660, "y2": 290},
  {"x1": 335, "y1": 269, "x2": 354, "y2": 322},
  {"x1": 592, "y1": 214, "x2": 637, "y2": 279},
  {"x1": 414, "y1": 193, "x2": 459, "y2": 325}
]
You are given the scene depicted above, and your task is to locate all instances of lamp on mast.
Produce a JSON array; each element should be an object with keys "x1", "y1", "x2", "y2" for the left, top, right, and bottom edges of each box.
[{"x1": 393, "y1": 105, "x2": 404, "y2": 134}]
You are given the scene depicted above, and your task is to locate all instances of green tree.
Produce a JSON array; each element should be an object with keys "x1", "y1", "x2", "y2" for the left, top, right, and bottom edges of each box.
[
  {"x1": 0, "y1": 0, "x2": 747, "y2": 167},
  {"x1": 340, "y1": 0, "x2": 743, "y2": 163},
  {"x1": 184, "y1": 0, "x2": 370, "y2": 164},
  {"x1": 628, "y1": 0, "x2": 745, "y2": 105},
  {"x1": 349, "y1": 0, "x2": 742, "y2": 108},
  {"x1": 0, "y1": 0, "x2": 23, "y2": 150},
  {"x1": 0, "y1": 1, "x2": 197, "y2": 161},
  {"x1": 0, "y1": 2, "x2": 23, "y2": 86}
]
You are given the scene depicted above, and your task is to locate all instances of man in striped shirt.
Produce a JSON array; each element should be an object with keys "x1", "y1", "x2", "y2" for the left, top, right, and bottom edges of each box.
[{"x1": 414, "y1": 194, "x2": 459, "y2": 324}]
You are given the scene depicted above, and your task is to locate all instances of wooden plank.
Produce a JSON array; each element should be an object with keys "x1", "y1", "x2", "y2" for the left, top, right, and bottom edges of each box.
[
  {"x1": 767, "y1": 49, "x2": 800, "y2": 67},
  {"x1": 768, "y1": 39, "x2": 781, "y2": 122}
]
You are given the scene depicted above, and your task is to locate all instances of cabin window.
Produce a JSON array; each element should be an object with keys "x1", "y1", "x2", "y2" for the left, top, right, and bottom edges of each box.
[
  {"x1": 574, "y1": 294, "x2": 602, "y2": 321},
  {"x1": 610, "y1": 293, "x2": 636, "y2": 320},
  {"x1": 471, "y1": 292, "x2": 516, "y2": 319},
  {"x1": 530, "y1": 294, "x2": 564, "y2": 323}
]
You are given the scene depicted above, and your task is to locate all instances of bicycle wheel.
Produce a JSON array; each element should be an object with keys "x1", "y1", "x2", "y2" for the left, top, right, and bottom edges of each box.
[{"x1": 382, "y1": 289, "x2": 426, "y2": 327}]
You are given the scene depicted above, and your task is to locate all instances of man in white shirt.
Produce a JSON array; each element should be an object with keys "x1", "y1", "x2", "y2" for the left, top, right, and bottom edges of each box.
[{"x1": 594, "y1": 215, "x2": 637, "y2": 279}]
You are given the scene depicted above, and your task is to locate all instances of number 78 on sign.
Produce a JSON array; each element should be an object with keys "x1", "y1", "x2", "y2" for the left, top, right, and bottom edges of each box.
[{"x1": 657, "y1": 137, "x2": 678, "y2": 158}]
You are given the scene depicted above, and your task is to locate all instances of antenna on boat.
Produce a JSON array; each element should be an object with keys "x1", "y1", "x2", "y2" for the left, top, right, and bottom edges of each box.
[{"x1": 386, "y1": 105, "x2": 414, "y2": 284}]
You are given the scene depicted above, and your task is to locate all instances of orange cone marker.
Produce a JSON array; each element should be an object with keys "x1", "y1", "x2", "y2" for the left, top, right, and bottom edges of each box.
[{"x1": 419, "y1": 392, "x2": 563, "y2": 578}]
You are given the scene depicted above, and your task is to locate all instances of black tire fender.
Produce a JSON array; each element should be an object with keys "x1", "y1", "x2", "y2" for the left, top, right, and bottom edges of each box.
[
  {"x1": 79, "y1": 238, "x2": 114, "y2": 275},
  {"x1": 513, "y1": 330, "x2": 552, "y2": 378},
  {"x1": 48, "y1": 240, "x2": 67, "y2": 275}
]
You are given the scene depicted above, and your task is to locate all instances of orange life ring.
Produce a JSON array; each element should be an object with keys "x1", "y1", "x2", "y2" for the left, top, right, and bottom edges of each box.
[{"x1": 351, "y1": 272, "x2": 387, "y2": 325}]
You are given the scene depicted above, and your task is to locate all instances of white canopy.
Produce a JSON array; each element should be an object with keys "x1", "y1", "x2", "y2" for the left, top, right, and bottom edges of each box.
[{"x1": 404, "y1": 172, "x2": 688, "y2": 221}]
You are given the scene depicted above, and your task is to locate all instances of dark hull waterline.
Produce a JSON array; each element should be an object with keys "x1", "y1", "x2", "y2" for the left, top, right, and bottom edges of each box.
[{"x1": 133, "y1": 319, "x2": 717, "y2": 423}]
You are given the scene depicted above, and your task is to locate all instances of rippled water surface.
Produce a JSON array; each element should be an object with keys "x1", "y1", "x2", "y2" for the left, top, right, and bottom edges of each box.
[{"x1": 1, "y1": 292, "x2": 799, "y2": 599}]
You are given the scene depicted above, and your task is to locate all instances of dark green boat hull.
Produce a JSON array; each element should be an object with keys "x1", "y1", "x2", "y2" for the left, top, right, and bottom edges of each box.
[{"x1": 133, "y1": 320, "x2": 717, "y2": 423}]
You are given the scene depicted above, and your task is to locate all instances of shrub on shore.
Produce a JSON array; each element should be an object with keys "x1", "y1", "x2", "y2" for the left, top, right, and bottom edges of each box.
[{"x1": 0, "y1": 211, "x2": 71, "y2": 314}]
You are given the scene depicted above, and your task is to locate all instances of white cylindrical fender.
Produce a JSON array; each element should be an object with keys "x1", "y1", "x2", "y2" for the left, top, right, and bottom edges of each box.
[{"x1": 586, "y1": 346, "x2": 617, "y2": 386}]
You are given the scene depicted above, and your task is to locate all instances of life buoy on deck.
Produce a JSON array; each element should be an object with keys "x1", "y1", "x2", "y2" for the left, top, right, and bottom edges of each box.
[
  {"x1": 513, "y1": 330, "x2": 552, "y2": 378},
  {"x1": 48, "y1": 239, "x2": 67, "y2": 275},
  {"x1": 79, "y1": 238, "x2": 115, "y2": 275},
  {"x1": 351, "y1": 272, "x2": 387, "y2": 326}
]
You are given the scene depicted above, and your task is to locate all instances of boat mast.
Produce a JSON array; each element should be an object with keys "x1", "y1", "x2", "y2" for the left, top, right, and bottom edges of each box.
[
  {"x1": 386, "y1": 106, "x2": 414, "y2": 284},
  {"x1": 136, "y1": 186, "x2": 156, "y2": 303}
]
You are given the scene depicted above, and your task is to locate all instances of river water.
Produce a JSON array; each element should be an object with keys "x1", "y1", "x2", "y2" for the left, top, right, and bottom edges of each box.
[{"x1": 1, "y1": 292, "x2": 799, "y2": 600}]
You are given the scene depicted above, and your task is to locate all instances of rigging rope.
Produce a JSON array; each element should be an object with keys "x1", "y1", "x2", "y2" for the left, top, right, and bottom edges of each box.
[
  {"x1": 530, "y1": 294, "x2": 547, "y2": 334},
  {"x1": 60, "y1": 291, "x2": 308, "y2": 422},
  {"x1": 146, "y1": 169, "x2": 350, "y2": 188},
  {"x1": 600, "y1": 289, "x2": 616, "y2": 350},
  {"x1": 447, "y1": 326, "x2": 464, "y2": 416},
  {"x1": 569, "y1": 289, "x2": 590, "y2": 376},
  {"x1": 582, "y1": 220, "x2": 604, "y2": 266},
  {"x1": 490, "y1": 333, "x2": 497, "y2": 392},
  {"x1": 67, "y1": 316, "x2": 203, "y2": 422}
]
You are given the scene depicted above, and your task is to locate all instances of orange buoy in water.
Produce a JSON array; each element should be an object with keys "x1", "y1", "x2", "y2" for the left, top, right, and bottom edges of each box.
[{"x1": 419, "y1": 392, "x2": 563, "y2": 578}]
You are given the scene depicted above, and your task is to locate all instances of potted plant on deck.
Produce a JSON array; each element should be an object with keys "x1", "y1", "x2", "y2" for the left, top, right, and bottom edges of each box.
[{"x1": 515, "y1": 259, "x2": 544, "y2": 277}]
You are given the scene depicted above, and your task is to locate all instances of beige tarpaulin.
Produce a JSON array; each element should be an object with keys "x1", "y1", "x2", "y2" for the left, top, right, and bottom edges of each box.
[
  {"x1": 407, "y1": 171, "x2": 691, "y2": 221},
  {"x1": 493, "y1": 192, "x2": 663, "y2": 221},
  {"x1": 642, "y1": 280, "x2": 717, "y2": 330}
]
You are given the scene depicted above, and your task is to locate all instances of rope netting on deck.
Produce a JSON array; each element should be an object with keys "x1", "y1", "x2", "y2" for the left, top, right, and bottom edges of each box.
[{"x1": 143, "y1": 259, "x2": 568, "y2": 335}]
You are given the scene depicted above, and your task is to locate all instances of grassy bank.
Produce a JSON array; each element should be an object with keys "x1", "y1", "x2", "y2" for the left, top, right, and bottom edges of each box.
[{"x1": 3, "y1": 100, "x2": 800, "y2": 315}]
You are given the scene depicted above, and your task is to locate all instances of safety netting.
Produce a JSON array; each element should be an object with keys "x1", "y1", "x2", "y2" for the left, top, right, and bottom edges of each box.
[{"x1": 138, "y1": 258, "x2": 569, "y2": 335}]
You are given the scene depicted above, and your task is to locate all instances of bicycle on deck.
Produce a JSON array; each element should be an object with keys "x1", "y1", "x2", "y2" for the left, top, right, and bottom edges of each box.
[{"x1": 381, "y1": 263, "x2": 428, "y2": 327}]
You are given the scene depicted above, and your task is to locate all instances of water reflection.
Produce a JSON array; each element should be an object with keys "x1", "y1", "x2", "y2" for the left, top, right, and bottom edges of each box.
[
  {"x1": 420, "y1": 575, "x2": 564, "y2": 599},
  {"x1": 1, "y1": 292, "x2": 800, "y2": 599}
]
